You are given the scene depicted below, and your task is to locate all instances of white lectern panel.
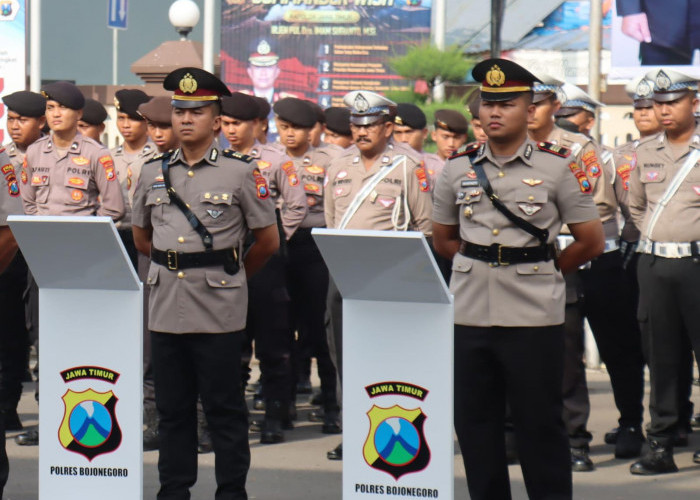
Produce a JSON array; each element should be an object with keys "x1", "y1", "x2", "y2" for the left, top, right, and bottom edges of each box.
[
  {"x1": 312, "y1": 229, "x2": 450, "y2": 304},
  {"x1": 7, "y1": 215, "x2": 139, "y2": 290},
  {"x1": 313, "y1": 229, "x2": 454, "y2": 500}
]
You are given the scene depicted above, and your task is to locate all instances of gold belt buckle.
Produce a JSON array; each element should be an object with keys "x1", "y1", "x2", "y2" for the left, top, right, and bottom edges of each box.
[
  {"x1": 166, "y1": 250, "x2": 178, "y2": 270},
  {"x1": 497, "y1": 245, "x2": 509, "y2": 266}
]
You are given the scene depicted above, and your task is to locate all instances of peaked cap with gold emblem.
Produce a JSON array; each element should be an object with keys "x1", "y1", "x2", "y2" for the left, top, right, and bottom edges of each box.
[
  {"x1": 163, "y1": 67, "x2": 231, "y2": 109},
  {"x1": 472, "y1": 58, "x2": 540, "y2": 102},
  {"x1": 248, "y1": 39, "x2": 280, "y2": 67},
  {"x1": 644, "y1": 68, "x2": 698, "y2": 103}
]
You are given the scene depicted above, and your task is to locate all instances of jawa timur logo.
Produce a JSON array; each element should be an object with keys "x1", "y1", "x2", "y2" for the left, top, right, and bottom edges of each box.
[
  {"x1": 363, "y1": 382, "x2": 431, "y2": 480},
  {"x1": 58, "y1": 366, "x2": 122, "y2": 461}
]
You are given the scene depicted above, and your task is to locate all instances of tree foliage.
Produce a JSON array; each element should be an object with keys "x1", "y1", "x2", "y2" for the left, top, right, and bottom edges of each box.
[{"x1": 389, "y1": 43, "x2": 473, "y2": 93}]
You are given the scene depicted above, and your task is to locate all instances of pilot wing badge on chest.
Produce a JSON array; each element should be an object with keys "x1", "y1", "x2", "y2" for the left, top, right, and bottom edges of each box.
[{"x1": 207, "y1": 209, "x2": 224, "y2": 219}]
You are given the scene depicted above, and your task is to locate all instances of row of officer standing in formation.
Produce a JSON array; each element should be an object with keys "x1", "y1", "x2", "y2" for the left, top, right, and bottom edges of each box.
[{"x1": 0, "y1": 56, "x2": 698, "y2": 499}]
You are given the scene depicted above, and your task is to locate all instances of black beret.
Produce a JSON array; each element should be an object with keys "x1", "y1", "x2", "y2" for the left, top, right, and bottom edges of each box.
[
  {"x1": 252, "y1": 96, "x2": 271, "y2": 119},
  {"x1": 307, "y1": 101, "x2": 325, "y2": 124},
  {"x1": 324, "y1": 107, "x2": 351, "y2": 136},
  {"x1": 273, "y1": 98, "x2": 316, "y2": 128},
  {"x1": 472, "y1": 58, "x2": 539, "y2": 102},
  {"x1": 395, "y1": 103, "x2": 426, "y2": 129},
  {"x1": 434, "y1": 109, "x2": 468, "y2": 135},
  {"x1": 163, "y1": 67, "x2": 231, "y2": 109},
  {"x1": 41, "y1": 81, "x2": 85, "y2": 110},
  {"x1": 138, "y1": 96, "x2": 172, "y2": 125},
  {"x1": 2, "y1": 91, "x2": 46, "y2": 117},
  {"x1": 114, "y1": 89, "x2": 150, "y2": 120},
  {"x1": 80, "y1": 98, "x2": 108, "y2": 125},
  {"x1": 221, "y1": 92, "x2": 260, "y2": 121},
  {"x1": 466, "y1": 92, "x2": 480, "y2": 119}
]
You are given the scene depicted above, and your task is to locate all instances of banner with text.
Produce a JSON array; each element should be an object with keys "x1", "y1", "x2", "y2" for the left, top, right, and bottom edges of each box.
[{"x1": 220, "y1": 0, "x2": 432, "y2": 112}]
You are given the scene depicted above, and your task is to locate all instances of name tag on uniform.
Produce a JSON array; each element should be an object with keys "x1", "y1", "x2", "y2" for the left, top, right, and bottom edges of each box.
[
  {"x1": 461, "y1": 180, "x2": 480, "y2": 188},
  {"x1": 151, "y1": 182, "x2": 166, "y2": 190}
]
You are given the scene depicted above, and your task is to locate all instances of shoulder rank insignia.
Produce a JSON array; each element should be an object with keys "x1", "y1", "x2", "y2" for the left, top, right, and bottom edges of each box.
[
  {"x1": 568, "y1": 162, "x2": 592, "y2": 194},
  {"x1": 538, "y1": 141, "x2": 571, "y2": 158},
  {"x1": 223, "y1": 149, "x2": 254, "y2": 163},
  {"x1": 450, "y1": 141, "x2": 481, "y2": 160},
  {"x1": 149, "y1": 151, "x2": 172, "y2": 163}
]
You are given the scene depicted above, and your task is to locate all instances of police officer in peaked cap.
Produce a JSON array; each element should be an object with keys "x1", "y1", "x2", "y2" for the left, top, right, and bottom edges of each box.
[
  {"x1": 628, "y1": 68, "x2": 700, "y2": 475},
  {"x1": 432, "y1": 58, "x2": 604, "y2": 499},
  {"x1": 132, "y1": 67, "x2": 279, "y2": 498}
]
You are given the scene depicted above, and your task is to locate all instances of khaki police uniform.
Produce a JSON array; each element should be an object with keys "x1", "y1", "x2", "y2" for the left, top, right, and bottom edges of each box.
[
  {"x1": 434, "y1": 137, "x2": 599, "y2": 499},
  {"x1": 629, "y1": 124, "x2": 700, "y2": 447},
  {"x1": 3, "y1": 142, "x2": 25, "y2": 170},
  {"x1": 112, "y1": 141, "x2": 156, "y2": 223},
  {"x1": 241, "y1": 138, "x2": 306, "y2": 436},
  {"x1": 325, "y1": 143, "x2": 432, "y2": 234},
  {"x1": 133, "y1": 144, "x2": 275, "y2": 333},
  {"x1": 0, "y1": 147, "x2": 21, "y2": 495},
  {"x1": 0, "y1": 148, "x2": 27, "y2": 433},
  {"x1": 20, "y1": 133, "x2": 125, "y2": 219},
  {"x1": 248, "y1": 140, "x2": 307, "y2": 238},
  {"x1": 284, "y1": 145, "x2": 340, "y2": 425}
]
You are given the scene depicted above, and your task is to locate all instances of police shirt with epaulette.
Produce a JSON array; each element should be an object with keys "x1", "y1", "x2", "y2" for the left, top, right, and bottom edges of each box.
[
  {"x1": 324, "y1": 141, "x2": 433, "y2": 235},
  {"x1": 132, "y1": 143, "x2": 277, "y2": 334},
  {"x1": 629, "y1": 125, "x2": 700, "y2": 242},
  {"x1": 284, "y1": 146, "x2": 331, "y2": 228},
  {"x1": 432, "y1": 139, "x2": 599, "y2": 328},
  {"x1": 20, "y1": 133, "x2": 125, "y2": 220},
  {"x1": 242, "y1": 140, "x2": 307, "y2": 240},
  {"x1": 111, "y1": 141, "x2": 156, "y2": 229},
  {"x1": 0, "y1": 148, "x2": 23, "y2": 225}
]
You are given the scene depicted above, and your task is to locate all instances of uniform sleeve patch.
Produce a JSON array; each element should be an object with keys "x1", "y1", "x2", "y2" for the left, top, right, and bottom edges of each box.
[
  {"x1": 223, "y1": 149, "x2": 254, "y2": 163},
  {"x1": 99, "y1": 155, "x2": 116, "y2": 181},
  {"x1": 568, "y1": 162, "x2": 592, "y2": 194},
  {"x1": 582, "y1": 150, "x2": 601, "y2": 178},
  {"x1": 256, "y1": 160, "x2": 271, "y2": 170},
  {"x1": 538, "y1": 141, "x2": 572, "y2": 158},
  {"x1": 253, "y1": 168, "x2": 270, "y2": 199},
  {"x1": 281, "y1": 161, "x2": 299, "y2": 186},
  {"x1": 415, "y1": 162, "x2": 430, "y2": 192},
  {"x1": 2, "y1": 163, "x2": 19, "y2": 196},
  {"x1": 616, "y1": 164, "x2": 632, "y2": 191}
]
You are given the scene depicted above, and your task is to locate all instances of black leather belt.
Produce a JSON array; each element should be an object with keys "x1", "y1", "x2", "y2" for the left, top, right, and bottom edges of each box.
[
  {"x1": 459, "y1": 240, "x2": 556, "y2": 266},
  {"x1": 151, "y1": 247, "x2": 238, "y2": 272}
]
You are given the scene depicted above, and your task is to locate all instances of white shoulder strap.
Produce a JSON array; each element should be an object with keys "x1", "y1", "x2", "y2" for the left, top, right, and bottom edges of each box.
[
  {"x1": 646, "y1": 148, "x2": 700, "y2": 239},
  {"x1": 338, "y1": 155, "x2": 406, "y2": 230}
]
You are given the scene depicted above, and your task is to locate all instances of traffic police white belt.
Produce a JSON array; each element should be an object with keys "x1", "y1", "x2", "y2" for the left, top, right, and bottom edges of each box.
[
  {"x1": 637, "y1": 240, "x2": 700, "y2": 258},
  {"x1": 557, "y1": 235, "x2": 620, "y2": 253}
]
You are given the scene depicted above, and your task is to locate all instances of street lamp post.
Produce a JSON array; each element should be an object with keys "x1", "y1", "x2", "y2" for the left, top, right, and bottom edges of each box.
[{"x1": 168, "y1": 0, "x2": 200, "y2": 41}]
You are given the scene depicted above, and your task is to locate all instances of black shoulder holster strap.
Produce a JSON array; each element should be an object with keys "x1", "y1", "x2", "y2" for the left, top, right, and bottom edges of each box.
[
  {"x1": 162, "y1": 158, "x2": 214, "y2": 251},
  {"x1": 470, "y1": 161, "x2": 550, "y2": 246}
]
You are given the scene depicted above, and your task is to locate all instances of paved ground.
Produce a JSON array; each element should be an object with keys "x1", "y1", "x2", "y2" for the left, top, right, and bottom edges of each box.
[{"x1": 3, "y1": 366, "x2": 700, "y2": 499}]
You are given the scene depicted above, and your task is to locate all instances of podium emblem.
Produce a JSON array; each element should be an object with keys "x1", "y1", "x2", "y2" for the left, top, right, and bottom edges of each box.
[
  {"x1": 58, "y1": 389, "x2": 122, "y2": 461},
  {"x1": 363, "y1": 405, "x2": 430, "y2": 480}
]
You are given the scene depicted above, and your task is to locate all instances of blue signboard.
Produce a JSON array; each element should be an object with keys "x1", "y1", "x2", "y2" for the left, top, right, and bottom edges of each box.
[{"x1": 108, "y1": 0, "x2": 128, "y2": 30}]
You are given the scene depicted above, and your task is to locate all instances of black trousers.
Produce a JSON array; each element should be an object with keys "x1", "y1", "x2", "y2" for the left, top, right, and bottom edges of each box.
[
  {"x1": 151, "y1": 331, "x2": 249, "y2": 500},
  {"x1": 0, "y1": 252, "x2": 29, "y2": 414},
  {"x1": 637, "y1": 254, "x2": 700, "y2": 444},
  {"x1": 286, "y1": 228, "x2": 337, "y2": 407},
  {"x1": 561, "y1": 273, "x2": 591, "y2": 448},
  {"x1": 246, "y1": 253, "x2": 293, "y2": 408},
  {"x1": 455, "y1": 325, "x2": 571, "y2": 500},
  {"x1": 326, "y1": 278, "x2": 343, "y2": 383},
  {"x1": 580, "y1": 251, "x2": 645, "y2": 428}
]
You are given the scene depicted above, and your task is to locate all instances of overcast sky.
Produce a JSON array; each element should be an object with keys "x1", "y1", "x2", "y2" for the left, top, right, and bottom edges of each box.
[{"x1": 41, "y1": 0, "x2": 220, "y2": 85}]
